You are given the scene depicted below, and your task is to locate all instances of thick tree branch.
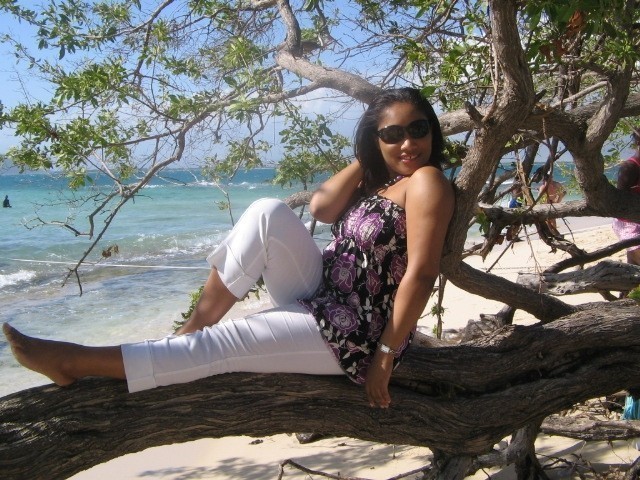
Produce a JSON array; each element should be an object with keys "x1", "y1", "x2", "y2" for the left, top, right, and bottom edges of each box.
[
  {"x1": 540, "y1": 415, "x2": 640, "y2": 442},
  {"x1": 273, "y1": 0, "x2": 379, "y2": 104},
  {"x1": 443, "y1": 262, "x2": 576, "y2": 323},
  {"x1": 275, "y1": 50, "x2": 380, "y2": 105},
  {"x1": 479, "y1": 195, "x2": 640, "y2": 233},
  {"x1": 547, "y1": 237, "x2": 640, "y2": 273},
  {"x1": 517, "y1": 260, "x2": 640, "y2": 295},
  {"x1": 438, "y1": 92, "x2": 640, "y2": 138}
]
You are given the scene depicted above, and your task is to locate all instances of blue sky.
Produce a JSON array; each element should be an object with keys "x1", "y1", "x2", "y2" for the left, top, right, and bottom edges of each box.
[{"x1": 1, "y1": 6, "x2": 66, "y2": 157}]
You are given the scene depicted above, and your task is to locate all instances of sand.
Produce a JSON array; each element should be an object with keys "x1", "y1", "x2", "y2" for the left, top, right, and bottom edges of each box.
[{"x1": 69, "y1": 217, "x2": 639, "y2": 479}]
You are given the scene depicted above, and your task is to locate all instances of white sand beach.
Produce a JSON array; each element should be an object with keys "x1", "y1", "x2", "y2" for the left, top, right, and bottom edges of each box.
[{"x1": 70, "y1": 217, "x2": 639, "y2": 479}]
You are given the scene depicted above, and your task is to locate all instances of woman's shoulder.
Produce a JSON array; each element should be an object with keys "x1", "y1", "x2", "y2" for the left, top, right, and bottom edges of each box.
[
  {"x1": 407, "y1": 166, "x2": 453, "y2": 193},
  {"x1": 403, "y1": 166, "x2": 455, "y2": 216},
  {"x1": 402, "y1": 167, "x2": 454, "y2": 222}
]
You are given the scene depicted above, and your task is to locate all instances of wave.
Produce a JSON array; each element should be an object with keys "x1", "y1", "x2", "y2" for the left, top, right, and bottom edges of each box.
[
  {"x1": 138, "y1": 179, "x2": 272, "y2": 191},
  {"x1": 0, "y1": 269, "x2": 37, "y2": 288},
  {"x1": 143, "y1": 180, "x2": 220, "y2": 188},
  {"x1": 227, "y1": 181, "x2": 265, "y2": 189}
]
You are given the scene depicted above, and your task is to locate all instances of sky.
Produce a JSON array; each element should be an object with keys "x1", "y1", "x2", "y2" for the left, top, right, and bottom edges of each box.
[{"x1": 0, "y1": 4, "x2": 71, "y2": 160}]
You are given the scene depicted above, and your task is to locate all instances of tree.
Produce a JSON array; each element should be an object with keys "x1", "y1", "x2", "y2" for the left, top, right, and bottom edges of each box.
[{"x1": 0, "y1": 0, "x2": 639, "y2": 478}]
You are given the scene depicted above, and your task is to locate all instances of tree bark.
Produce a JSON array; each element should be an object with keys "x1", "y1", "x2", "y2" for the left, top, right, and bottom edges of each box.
[
  {"x1": 540, "y1": 415, "x2": 640, "y2": 441},
  {"x1": 517, "y1": 260, "x2": 640, "y2": 295},
  {"x1": 283, "y1": 190, "x2": 314, "y2": 210},
  {"x1": 1, "y1": 301, "x2": 638, "y2": 479}
]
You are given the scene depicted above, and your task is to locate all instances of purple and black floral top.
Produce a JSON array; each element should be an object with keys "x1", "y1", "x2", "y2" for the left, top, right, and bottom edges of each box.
[{"x1": 299, "y1": 190, "x2": 412, "y2": 384}]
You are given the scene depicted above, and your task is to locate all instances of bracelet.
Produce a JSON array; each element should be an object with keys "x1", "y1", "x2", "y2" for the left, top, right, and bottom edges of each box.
[{"x1": 377, "y1": 342, "x2": 399, "y2": 356}]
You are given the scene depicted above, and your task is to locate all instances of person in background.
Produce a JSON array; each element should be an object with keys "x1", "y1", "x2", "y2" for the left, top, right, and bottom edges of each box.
[
  {"x1": 612, "y1": 127, "x2": 640, "y2": 266},
  {"x1": 508, "y1": 180, "x2": 523, "y2": 209},
  {"x1": 505, "y1": 180, "x2": 524, "y2": 242},
  {"x1": 3, "y1": 87, "x2": 455, "y2": 409},
  {"x1": 3, "y1": 195, "x2": 11, "y2": 208},
  {"x1": 534, "y1": 167, "x2": 566, "y2": 236}
]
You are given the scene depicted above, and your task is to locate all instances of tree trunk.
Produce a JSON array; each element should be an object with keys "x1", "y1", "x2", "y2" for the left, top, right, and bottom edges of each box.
[
  {"x1": 512, "y1": 423, "x2": 549, "y2": 480},
  {"x1": 427, "y1": 451, "x2": 473, "y2": 480},
  {"x1": 626, "y1": 456, "x2": 640, "y2": 480},
  {"x1": 472, "y1": 422, "x2": 548, "y2": 479},
  {"x1": 1, "y1": 301, "x2": 638, "y2": 479}
]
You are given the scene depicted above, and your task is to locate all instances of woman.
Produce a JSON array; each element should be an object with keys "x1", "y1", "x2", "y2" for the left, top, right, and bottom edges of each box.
[{"x1": 4, "y1": 87, "x2": 454, "y2": 409}]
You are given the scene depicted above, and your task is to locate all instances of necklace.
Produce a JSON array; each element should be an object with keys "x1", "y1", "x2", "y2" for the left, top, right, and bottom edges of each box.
[{"x1": 386, "y1": 174, "x2": 406, "y2": 186}]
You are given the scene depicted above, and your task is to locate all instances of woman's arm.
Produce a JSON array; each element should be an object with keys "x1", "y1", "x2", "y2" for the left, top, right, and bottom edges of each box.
[
  {"x1": 537, "y1": 180, "x2": 548, "y2": 197},
  {"x1": 365, "y1": 166, "x2": 455, "y2": 408},
  {"x1": 309, "y1": 162, "x2": 364, "y2": 224}
]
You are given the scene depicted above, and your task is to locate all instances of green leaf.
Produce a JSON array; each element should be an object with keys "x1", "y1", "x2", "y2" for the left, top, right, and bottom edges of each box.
[
  {"x1": 421, "y1": 86, "x2": 437, "y2": 97},
  {"x1": 628, "y1": 286, "x2": 640, "y2": 303}
]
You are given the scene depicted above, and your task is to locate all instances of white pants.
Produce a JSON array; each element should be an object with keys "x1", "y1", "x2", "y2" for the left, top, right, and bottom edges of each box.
[{"x1": 122, "y1": 199, "x2": 343, "y2": 393}]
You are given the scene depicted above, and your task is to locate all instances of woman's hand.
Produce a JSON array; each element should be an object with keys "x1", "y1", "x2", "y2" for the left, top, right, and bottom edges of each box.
[{"x1": 365, "y1": 349, "x2": 395, "y2": 408}]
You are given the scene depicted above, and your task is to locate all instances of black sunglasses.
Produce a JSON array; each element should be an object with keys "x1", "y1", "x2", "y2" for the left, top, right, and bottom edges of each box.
[{"x1": 375, "y1": 119, "x2": 431, "y2": 144}]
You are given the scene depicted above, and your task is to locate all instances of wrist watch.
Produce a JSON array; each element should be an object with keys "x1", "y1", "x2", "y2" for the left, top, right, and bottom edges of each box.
[{"x1": 377, "y1": 342, "x2": 399, "y2": 356}]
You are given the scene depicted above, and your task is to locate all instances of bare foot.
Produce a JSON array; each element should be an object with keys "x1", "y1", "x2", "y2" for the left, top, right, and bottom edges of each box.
[{"x1": 3, "y1": 323, "x2": 77, "y2": 387}]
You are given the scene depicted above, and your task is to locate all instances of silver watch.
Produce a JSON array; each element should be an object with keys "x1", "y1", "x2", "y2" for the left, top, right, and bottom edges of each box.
[{"x1": 378, "y1": 342, "x2": 399, "y2": 356}]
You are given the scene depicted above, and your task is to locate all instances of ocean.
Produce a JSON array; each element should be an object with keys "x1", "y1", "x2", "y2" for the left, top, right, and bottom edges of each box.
[{"x1": 0, "y1": 163, "x2": 605, "y2": 397}]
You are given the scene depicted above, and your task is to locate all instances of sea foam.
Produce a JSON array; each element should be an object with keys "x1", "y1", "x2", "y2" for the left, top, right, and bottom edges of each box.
[{"x1": 0, "y1": 270, "x2": 37, "y2": 288}]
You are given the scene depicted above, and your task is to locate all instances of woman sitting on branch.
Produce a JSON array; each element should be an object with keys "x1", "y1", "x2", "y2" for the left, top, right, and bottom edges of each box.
[{"x1": 4, "y1": 87, "x2": 454, "y2": 409}]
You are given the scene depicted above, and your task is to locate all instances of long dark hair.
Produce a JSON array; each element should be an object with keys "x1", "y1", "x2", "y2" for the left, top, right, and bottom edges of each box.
[
  {"x1": 354, "y1": 87, "x2": 446, "y2": 194},
  {"x1": 633, "y1": 126, "x2": 640, "y2": 148}
]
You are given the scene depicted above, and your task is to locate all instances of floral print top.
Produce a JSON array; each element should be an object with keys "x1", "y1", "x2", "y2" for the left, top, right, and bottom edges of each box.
[{"x1": 299, "y1": 190, "x2": 411, "y2": 384}]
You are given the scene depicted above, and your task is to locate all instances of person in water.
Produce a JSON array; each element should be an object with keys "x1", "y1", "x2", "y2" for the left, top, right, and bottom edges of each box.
[
  {"x1": 4, "y1": 87, "x2": 454, "y2": 408},
  {"x1": 3, "y1": 195, "x2": 11, "y2": 208}
]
